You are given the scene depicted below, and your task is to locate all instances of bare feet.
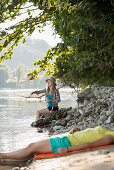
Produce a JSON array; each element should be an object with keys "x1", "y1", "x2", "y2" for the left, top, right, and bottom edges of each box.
[{"x1": 0, "y1": 158, "x2": 26, "y2": 166}]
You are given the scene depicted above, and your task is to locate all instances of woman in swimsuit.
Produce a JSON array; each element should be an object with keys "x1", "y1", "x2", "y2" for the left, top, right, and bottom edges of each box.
[
  {"x1": 0, "y1": 126, "x2": 114, "y2": 165},
  {"x1": 30, "y1": 77, "x2": 61, "y2": 121}
]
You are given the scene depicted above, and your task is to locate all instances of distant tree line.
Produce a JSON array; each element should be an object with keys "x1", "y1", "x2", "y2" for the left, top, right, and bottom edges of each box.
[{"x1": 0, "y1": 63, "x2": 46, "y2": 89}]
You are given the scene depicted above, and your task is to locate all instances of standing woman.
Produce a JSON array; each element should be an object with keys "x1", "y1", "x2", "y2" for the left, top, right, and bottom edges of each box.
[{"x1": 30, "y1": 77, "x2": 61, "y2": 121}]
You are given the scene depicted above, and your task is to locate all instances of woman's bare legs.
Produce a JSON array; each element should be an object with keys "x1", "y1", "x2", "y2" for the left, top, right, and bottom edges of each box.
[
  {"x1": 36, "y1": 108, "x2": 50, "y2": 120},
  {"x1": 0, "y1": 158, "x2": 28, "y2": 166},
  {"x1": 0, "y1": 139, "x2": 52, "y2": 162}
]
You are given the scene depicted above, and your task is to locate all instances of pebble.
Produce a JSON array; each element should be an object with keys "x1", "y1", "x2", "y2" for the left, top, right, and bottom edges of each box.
[
  {"x1": 53, "y1": 125, "x2": 64, "y2": 131},
  {"x1": 12, "y1": 168, "x2": 19, "y2": 170},
  {"x1": 99, "y1": 150, "x2": 110, "y2": 154},
  {"x1": 37, "y1": 129, "x2": 43, "y2": 133}
]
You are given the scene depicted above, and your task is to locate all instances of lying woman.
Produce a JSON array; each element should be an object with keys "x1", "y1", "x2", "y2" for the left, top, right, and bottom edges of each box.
[{"x1": 0, "y1": 126, "x2": 114, "y2": 165}]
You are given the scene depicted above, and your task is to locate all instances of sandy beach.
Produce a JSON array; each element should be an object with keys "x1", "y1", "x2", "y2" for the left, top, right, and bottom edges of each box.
[
  {"x1": 30, "y1": 146, "x2": 114, "y2": 170},
  {"x1": 0, "y1": 146, "x2": 114, "y2": 170}
]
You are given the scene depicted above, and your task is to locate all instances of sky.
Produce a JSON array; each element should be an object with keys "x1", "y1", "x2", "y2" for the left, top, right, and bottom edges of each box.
[
  {"x1": 1, "y1": 4, "x2": 61, "y2": 47},
  {"x1": 1, "y1": 21, "x2": 61, "y2": 47},
  {"x1": 30, "y1": 24, "x2": 61, "y2": 47}
]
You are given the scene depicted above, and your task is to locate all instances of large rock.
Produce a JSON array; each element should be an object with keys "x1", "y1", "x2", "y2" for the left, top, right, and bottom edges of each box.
[
  {"x1": 110, "y1": 103, "x2": 114, "y2": 111},
  {"x1": 84, "y1": 100, "x2": 90, "y2": 106},
  {"x1": 100, "y1": 115, "x2": 108, "y2": 121},
  {"x1": 77, "y1": 88, "x2": 94, "y2": 102},
  {"x1": 106, "y1": 115, "x2": 114, "y2": 124},
  {"x1": 53, "y1": 125, "x2": 64, "y2": 131}
]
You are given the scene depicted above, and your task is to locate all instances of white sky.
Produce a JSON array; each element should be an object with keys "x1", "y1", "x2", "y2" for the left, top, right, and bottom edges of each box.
[
  {"x1": 1, "y1": 21, "x2": 61, "y2": 47},
  {"x1": 1, "y1": 4, "x2": 61, "y2": 47},
  {"x1": 30, "y1": 24, "x2": 61, "y2": 46}
]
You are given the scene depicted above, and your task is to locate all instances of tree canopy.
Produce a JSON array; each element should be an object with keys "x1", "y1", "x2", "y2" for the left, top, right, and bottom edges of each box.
[{"x1": 0, "y1": 0, "x2": 114, "y2": 86}]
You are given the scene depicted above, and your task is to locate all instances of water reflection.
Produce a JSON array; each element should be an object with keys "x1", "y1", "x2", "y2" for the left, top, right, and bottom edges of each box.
[{"x1": 0, "y1": 88, "x2": 77, "y2": 152}]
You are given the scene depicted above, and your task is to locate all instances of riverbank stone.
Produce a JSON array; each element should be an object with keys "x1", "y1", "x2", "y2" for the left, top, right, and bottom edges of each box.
[{"x1": 31, "y1": 85, "x2": 114, "y2": 134}]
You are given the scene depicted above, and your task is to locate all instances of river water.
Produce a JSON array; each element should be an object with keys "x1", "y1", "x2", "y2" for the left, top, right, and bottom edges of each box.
[{"x1": 0, "y1": 88, "x2": 77, "y2": 152}]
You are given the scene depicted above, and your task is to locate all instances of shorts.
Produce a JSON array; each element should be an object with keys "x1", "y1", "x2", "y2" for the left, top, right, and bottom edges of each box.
[
  {"x1": 48, "y1": 106, "x2": 58, "y2": 111},
  {"x1": 50, "y1": 136, "x2": 72, "y2": 154}
]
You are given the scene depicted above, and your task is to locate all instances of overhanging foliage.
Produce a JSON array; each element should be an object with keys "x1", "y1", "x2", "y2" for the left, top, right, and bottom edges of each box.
[{"x1": 0, "y1": 0, "x2": 114, "y2": 86}]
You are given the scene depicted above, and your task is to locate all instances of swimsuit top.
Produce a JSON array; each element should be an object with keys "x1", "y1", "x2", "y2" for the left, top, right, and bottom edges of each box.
[
  {"x1": 67, "y1": 126, "x2": 114, "y2": 146},
  {"x1": 47, "y1": 94, "x2": 53, "y2": 107}
]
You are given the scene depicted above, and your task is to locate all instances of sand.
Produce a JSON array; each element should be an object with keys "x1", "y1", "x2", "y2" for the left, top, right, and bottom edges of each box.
[{"x1": 0, "y1": 147, "x2": 114, "y2": 170}]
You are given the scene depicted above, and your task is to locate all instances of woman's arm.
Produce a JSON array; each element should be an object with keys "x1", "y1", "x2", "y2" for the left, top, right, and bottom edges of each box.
[
  {"x1": 69, "y1": 128, "x2": 80, "y2": 134},
  {"x1": 58, "y1": 134, "x2": 113, "y2": 154},
  {"x1": 30, "y1": 89, "x2": 46, "y2": 96}
]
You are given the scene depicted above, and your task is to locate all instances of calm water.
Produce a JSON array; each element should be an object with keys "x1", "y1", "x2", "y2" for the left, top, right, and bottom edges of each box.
[{"x1": 0, "y1": 88, "x2": 77, "y2": 152}]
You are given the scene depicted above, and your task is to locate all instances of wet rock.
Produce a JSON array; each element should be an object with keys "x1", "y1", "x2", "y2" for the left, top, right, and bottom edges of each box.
[
  {"x1": 100, "y1": 109, "x2": 106, "y2": 115},
  {"x1": 78, "y1": 108, "x2": 83, "y2": 115},
  {"x1": 12, "y1": 168, "x2": 19, "y2": 170},
  {"x1": 83, "y1": 111, "x2": 91, "y2": 117},
  {"x1": 87, "y1": 93, "x2": 95, "y2": 98},
  {"x1": 66, "y1": 115, "x2": 72, "y2": 121},
  {"x1": 31, "y1": 121, "x2": 37, "y2": 127},
  {"x1": 78, "y1": 122, "x2": 84, "y2": 125},
  {"x1": 71, "y1": 108, "x2": 77, "y2": 112},
  {"x1": 56, "y1": 114, "x2": 62, "y2": 120},
  {"x1": 78, "y1": 117, "x2": 83, "y2": 122},
  {"x1": 55, "y1": 120, "x2": 62, "y2": 126},
  {"x1": 74, "y1": 114, "x2": 80, "y2": 119},
  {"x1": 110, "y1": 115, "x2": 114, "y2": 123},
  {"x1": 48, "y1": 127, "x2": 54, "y2": 134},
  {"x1": 110, "y1": 103, "x2": 114, "y2": 111},
  {"x1": 61, "y1": 119, "x2": 67, "y2": 126},
  {"x1": 106, "y1": 111, "x2": 113, "y2": 116},
  {"x1": 37, "y1": 129, "x2": 43, "y2": 133},
  {"x1": 88, "y1": 116, "x2": 94, "y2": 121},
  {"x1": 66, "y1": 106, "x2": 72, "y2": 111},
  {"x1": 84, "y1": 100, "x2": 90, "y2": 106},
  {"x1": 53, "y1": 125, "x2": 64, "y2": 131},
  {"x1": 106, "y1": 115, "x2": 114, "y2": 124},
  {"x1": 100, "y1": 115, "x2": 108, "y2": 121},
  {"x1": 62, "y1": 111, "x2": 68, "y2": 118},
  {"x1": 99, "y1": 150, "x2": 110, "y2": 154},
  {"x1": 53, "y1": 130, "x2": 63, "y2": 135},
  {"x1": 77, "y1": 88, "x2": 93, "y2": 102}
]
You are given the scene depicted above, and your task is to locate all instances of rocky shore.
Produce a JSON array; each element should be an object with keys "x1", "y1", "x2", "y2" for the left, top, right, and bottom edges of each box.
[
  {"x1": 31, "y1": 86, "x2": 114, "y2": 134},
  {"x1": 1, "y1": 86, "x2": 114, "y2": 170}
]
